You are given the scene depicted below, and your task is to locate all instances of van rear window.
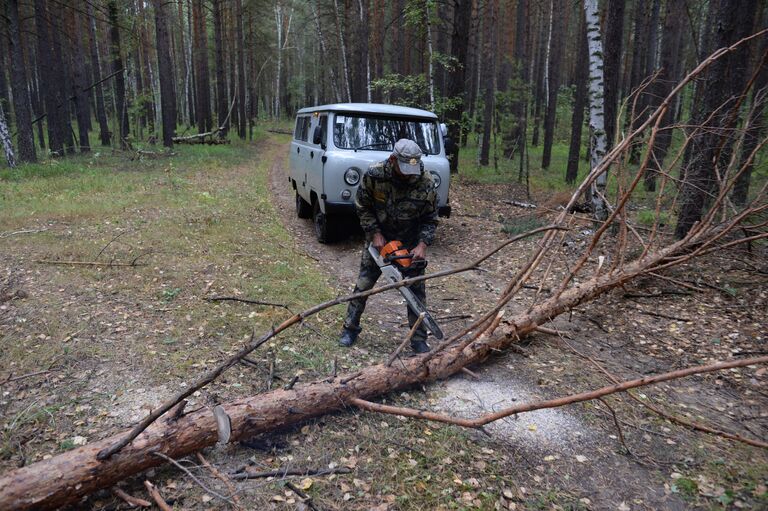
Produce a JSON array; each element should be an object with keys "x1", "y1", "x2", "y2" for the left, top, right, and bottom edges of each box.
[{"x1": 333, "y1": 114, "x2": 440, "y2": 154}]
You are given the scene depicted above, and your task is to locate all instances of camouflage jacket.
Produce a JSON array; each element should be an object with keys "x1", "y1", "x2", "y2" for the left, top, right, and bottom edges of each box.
[{"x1": 355, "y1": 159, "x2": 438, "y2": 246}]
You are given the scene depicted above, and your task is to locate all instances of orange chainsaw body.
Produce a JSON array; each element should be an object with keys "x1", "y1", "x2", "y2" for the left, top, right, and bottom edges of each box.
[{"x1": 379, "y1": 240, "x2": 412, "y2": 268}]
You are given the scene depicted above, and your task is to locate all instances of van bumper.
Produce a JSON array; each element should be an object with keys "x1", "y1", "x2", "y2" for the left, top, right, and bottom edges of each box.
[{"x1": 324, "y1": 201, "x2": 357, "y2": 216}]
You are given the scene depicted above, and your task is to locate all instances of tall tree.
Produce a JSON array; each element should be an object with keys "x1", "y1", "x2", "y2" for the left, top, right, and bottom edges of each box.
[
  {"x1": 0, "y1": 103, "x2": 16, "y2": 168},
  {"x1": 5, "y1": 0, "x2": 36, "y2": 162},
  {"x1": 213, "y1": 0, "x2": 228, "y2": 134},
  {"x1": 675, "y1": 0, "x2": 758, "y2": 237},
  {"x1": 108, "y1": 0, "x2": 129, "y2": 148},
  {"x1": 68, "y1": 8, "x2": 91, "y2": 153},
  {"x1": 602, "y1": 0, "x2": 624, "y2": 148},
  {"x1": 34, "y1": 0, "x2": 67, "y2": 156},
  {"x1": 541, "y1": 0, "x2": 567, "y2": 169},
  {"x1": 444, "y1": 0, "x2": 472, "y2": 173},
  {"x1": 479, "y1": 0, "x2": 497, "y2": 166},
  {"x1": 87, "y1": 2, "x2": 111, "y2": 146},
  {"x1": 235, "y1": 0, "x2": 247, "y2": 139},
  {"x1": 565, "y1": 9, "x2": 588, "y2": 184},
  {"x1": 583, "y1": 0, "x2": 608, "y2": 218},
  {"x1": 645, "y1": 0, "x2": 687, "y2": 191},
  {"x1": 153, "y1": 0, "x2": 176, "y2": 147},
  {"x1": 192, "y1": 0, "x2": 212, "y2": 132}
]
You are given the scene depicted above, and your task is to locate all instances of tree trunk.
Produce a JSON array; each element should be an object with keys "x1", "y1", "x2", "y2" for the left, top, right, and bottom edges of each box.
[
  {"x1": 235, "y1": 0, "x2": 247, "y2": 139},
  {"x1": 583, "y1": 0, "x2": 608, "y2": 219},
  {"x1": 445, "y1": 0, "x2": 471, "y2": 173},
  {"x1": 69, "y1": 7, "x2": 91, "y2": 153},
  {"x1": 675, "y1": 0, "x2": 757, "y2": 237},
  {"x1": 192, "y1": 0, "x2": 212, "y2": 133},
  {"x1": 108, "y1": 0, "x2": 129, "y2": 149},
  {"x1": 333, "y1": 0, "x2": 352, "y2": 103},
  {"x1": 87, "y1": 2, "x2": 111, "y2": 146},
  {"x1": 541, "y1": 0, "x2": 566, "y2": 169},
  {"x1": 34, "y1": 0, "x2": 65, "y2": 156},
  {"x1": 153, "y1": 0, "x2": 176, "y2": 147},
  {"x1": 602, "y1": 0, "x2": 624, "y2": 149},
  {"x1": 566, "y1": 10, "x2": 588, "y2": 184},
  {"x1": 479, "y1": 0, "x2": 497, "y2": 166},
  {"x1": 5, "y1": 0, "x2": 36, "y2": 162},
  {"x1": 530, "y1": 1, "x2": 550, "y2": 147},
  {"x1": 644, "y1": 0, "x2": 686, "y2": 191},
  {"x1": 732, "y1": 43, "x2": 768, "y2": 206},
  {"x1": 0, "y1": 103, "x2": 16, "y2": 168},
  {"x1": 213, "y1": 0, "x2": 228, "y2": 135}
]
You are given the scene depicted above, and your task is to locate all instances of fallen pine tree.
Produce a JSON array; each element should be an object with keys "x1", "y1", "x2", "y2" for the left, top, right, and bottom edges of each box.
[{"x1": 1, "y1": 31, "x2": 766, "y2": 510}]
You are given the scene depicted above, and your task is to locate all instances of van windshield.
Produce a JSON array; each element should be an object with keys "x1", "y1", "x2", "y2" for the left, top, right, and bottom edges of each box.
[{"x1": 332, "y1": 114, "x2": 441, "y2": 154}]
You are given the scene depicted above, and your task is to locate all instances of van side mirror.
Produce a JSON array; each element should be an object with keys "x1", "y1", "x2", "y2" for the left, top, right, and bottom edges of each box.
[
  {"x1": 440, "y1": 123, "x2": 448, "y2": 137},
  {"x1": 313, "y1": 125, "x2": 323, "y2": 145}
]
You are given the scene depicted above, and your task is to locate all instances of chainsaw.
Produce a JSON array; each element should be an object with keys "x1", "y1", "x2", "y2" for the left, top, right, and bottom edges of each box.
[{"x1": 368, "y1": 241, "x2": 444, "y2": 339}]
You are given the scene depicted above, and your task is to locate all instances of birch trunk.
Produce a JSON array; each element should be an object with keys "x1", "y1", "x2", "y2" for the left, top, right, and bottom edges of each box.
[
  {"x1": 426, "y1": 2, "x2": 435, "y2": 109},
  {"x1": 333, "y1": 0, "x2": 352, "y2": 102},
  {"x1": 0, "y1": 102, "x2": 16, "y2": 168},
  {"x1": 311, "y1": 3, "x2": 341, "y2": 103},
  {"x1": 583, "y1": 0, "x2": 609, "y2": 219}
]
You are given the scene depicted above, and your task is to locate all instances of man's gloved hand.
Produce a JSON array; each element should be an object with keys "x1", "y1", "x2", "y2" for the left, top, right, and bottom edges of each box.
[
  {"x1": 372, "y1": 232, "x2": 387, "y2": 250},
  {"x1": 411, "y1": 241, "x2": 427, "y2": 260}
]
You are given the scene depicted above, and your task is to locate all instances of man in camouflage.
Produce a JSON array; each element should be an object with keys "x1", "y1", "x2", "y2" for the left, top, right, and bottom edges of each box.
[{"x1": 339, "y1": 139, "x2": 438, "y2": 353}]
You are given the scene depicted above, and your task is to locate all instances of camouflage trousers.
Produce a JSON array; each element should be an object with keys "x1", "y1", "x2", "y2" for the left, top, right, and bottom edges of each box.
[{"x1": 343, "y1": 246, "x2": 428, "y2": 343}]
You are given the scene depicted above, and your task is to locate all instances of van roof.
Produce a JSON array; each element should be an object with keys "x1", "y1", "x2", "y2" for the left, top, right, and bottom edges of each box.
[{"x1": 296, "y1": 103, "x2": 438, "y2": 119}]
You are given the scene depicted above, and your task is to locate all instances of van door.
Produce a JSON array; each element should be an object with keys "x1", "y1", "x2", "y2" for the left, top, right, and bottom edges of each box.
[
  {"x1": 291, "y1": 116, "x2": 311, "y2": 200},
  {"x1": 307, "y1": 113, "x2": 328, "y2": 211}
]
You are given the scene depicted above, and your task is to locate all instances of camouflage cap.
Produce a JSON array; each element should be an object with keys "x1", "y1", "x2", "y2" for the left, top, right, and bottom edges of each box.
[{"x1": 393, "y1": 139, "x2": 423, "y2": 176}]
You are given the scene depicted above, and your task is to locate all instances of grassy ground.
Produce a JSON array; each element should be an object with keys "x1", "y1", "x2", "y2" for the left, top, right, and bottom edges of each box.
[{"x1": 1, "y1": 133, "x2": 766, "y2": 510}]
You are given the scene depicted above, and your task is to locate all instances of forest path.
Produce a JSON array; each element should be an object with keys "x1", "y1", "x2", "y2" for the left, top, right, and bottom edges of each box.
[{"x1": 266, "y1": 135, "x2": 696, "y2": 510}]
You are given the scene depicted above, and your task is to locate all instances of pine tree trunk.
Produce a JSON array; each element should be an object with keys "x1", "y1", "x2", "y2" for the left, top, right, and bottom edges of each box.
[
  {"x1": 213, "y1": 0, "x2": 228, "y2": 134},
  {"x1": 236, "y1": 0, "x2": 247, "y2": 139},
  {"x1": 153, "y1": 0, "x2": 176, "y2": 147},
  {"x1": 530, "y1": 1, "x2": 550, "y2": 147},
  {"x1": 69, "y1": 8, "x2": 91, "y2": 153},
  {"x1": 34, "y1": 0, "x2": 64, "y2": 156},
  {"x1": 108, "y1": 1, "x2": 129, "y2": 149},
  {"x1": 445, "y1": 0, "x2": 471, "y2": 173},
  {"x1": 602, "y1": 0, "x2": 624, "y2": 149},
  {"x1": 566, "y1": 10, "x2": 588, "y2": 184},
  {"x1": 5, "y1": 0, "x2": 36, "y2": 162},
  {"x1": 87, "y1": 3, "x2": 111, "y2": 146},
  {"x1": 333, "y1": 0, "x2": 352, "y2": 102},
  {"x1": 675, "y1": 0, "x2": 754, "y2": 238},
  {"x1": 479, "y1": 0, "x2": 497, "y2": 166},
  {"x1": 541, "y1": 0, "x2": 566, "y2": 169},
  {"x1": 192, "y1": 0, "x2": 212, "y2": 132},
  {"x1": 644, "y1": 0, "x2": 686, "y2": 191}
]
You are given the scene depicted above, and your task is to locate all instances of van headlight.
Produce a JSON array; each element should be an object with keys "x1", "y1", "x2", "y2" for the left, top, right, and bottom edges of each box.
[
  {"x1": 344, "y1": 167, "x2": 361, "y2": 185},
  {"x1": 430, "y1": 171, "x2": 441, "y2": 188}
]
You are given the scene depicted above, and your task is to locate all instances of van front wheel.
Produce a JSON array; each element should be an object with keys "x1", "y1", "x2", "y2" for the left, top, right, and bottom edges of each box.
[
  {"x1": 313, "y1": 201, "x2": 332, "y2": 243},
  {"x1": 296, "y1": 193, "x2": 312, "y2": 219}
]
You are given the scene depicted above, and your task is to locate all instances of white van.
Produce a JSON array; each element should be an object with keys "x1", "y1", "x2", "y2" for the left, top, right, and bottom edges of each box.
[{"x1": 288, "y1": 103, "x2": 451, "y2": 242}]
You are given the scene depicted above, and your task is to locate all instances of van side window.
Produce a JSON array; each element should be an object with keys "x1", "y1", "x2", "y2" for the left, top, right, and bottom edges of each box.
[{"x1": 294, "y1": 116, "x2": 310, "y2": 141}]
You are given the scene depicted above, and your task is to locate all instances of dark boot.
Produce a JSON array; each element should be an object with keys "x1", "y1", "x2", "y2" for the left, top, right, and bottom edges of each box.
[
  {"x1": 410, "y1": 339, "x2": 431, "y2": 353},
  {"x1": 339, "y1": 328, "x2": 360, "y2": 347}
]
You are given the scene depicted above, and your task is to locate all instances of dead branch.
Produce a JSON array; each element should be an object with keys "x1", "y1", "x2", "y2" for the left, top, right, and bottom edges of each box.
[
  {"x1": 34, "y1": 259, "x2": 146, "y2": 268},
  {"x1": 196, "y1": 453, "x2": 244, "y2": 511},
  {"x1": 267, "y1": 128, "x2": 293, "y2": 135},
  {"x1": 0, "y1": 228, "x2": 47, "y2": 238},
  {"x1": 112, "y1": 487, "x2": 151, "y2": 508},
  {"x1": 557, "y1": 336, "x2": 768, "y2": 449},
  {"x1": 205, "y1": 296, "x2": 291, "y2": 311},
  {"x1": 350, "y1": 356, "x2": 768, "y2": 429},
  {"x1": 386, "y1": 312, "x2": 425, "y2": 366},
  {"x1": 143, "y1": 481, "x2": 172, "y2": 511},
  {"x1": 230, "y1": 467, "x2": 352, "y2": 480},
  {"x1": 284, "y1": 480, "x2": 320, "y2": 511},
  {"x1": 0, "y1": 370, "x2": 50, "y2": 385},
  {"x1": 152, "y1": 452, "x2": 234, "y2": 505}
]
